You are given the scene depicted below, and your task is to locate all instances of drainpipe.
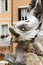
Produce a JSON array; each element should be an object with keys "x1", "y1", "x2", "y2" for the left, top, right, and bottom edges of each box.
[
  {"x1": 11, "y1": 0, "x2": 13, "y2": 26},
  {"x1": 11, "y1": 0, "x2": 13, "y2": 53}
]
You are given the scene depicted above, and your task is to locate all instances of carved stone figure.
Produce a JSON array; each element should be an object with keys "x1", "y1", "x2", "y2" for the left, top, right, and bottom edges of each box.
[{"x1": 5, "y1": 0, "x2": 43, "y2": 65}]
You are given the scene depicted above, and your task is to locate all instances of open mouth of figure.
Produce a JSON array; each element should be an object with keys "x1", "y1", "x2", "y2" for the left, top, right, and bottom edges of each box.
[
  {"x1": 9, "y1": 27, "x2": 27, "y2": 42},
  {"x1": 9, "y1": 27, "x2": 19, "y2": 38}
]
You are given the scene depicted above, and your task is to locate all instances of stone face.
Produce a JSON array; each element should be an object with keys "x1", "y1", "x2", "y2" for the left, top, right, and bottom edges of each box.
[
  {"x1": 27, "y1": 43, "x2": 42, "y2": 54},
  {"x1": 24, "y1": 53, "x2": 42, "y2": 65},
  {"x1": 27, "y1": 38, "x2": 43, "y2": 54},
  {"x1": 27, "y1": 43, "x2": 35, "y2": 53}
]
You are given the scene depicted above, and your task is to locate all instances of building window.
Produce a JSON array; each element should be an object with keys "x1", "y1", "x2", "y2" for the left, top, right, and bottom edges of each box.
[
  {"x1": 2, "y1": 0, "x2": 8, "y2": 12},
  {"x1": 1, "y1": 25, "x2": 8, "y2": 35},
  {"x1": 18, "y1": 8, "x2": 27, "y2": 21}
]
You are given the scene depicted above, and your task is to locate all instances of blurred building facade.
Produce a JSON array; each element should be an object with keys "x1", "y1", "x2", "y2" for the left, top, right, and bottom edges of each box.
[
  {"x1": 0, "y1": 0, "x2": 31, "y2": 60},
  {"x1": 0, "y1": 0, "x2": 31, "y2": 35}
]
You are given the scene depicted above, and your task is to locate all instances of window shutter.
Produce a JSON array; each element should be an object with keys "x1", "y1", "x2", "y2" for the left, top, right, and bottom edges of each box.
[
  {"x1": 2, "y1": 25, "x2": 8, "y2": 35},
  {"x1": 0, "y1": 0, "x2": 2, "y2": 12},
  {"x1": 5, "y1": 0, "x2": 8, "y2": 11},
  {"x1": 18, "y1": 8, "x2": 21, "y2": 21},
  {"x1": 2, "y1": 0, "x2": 5, "y2": 12}
]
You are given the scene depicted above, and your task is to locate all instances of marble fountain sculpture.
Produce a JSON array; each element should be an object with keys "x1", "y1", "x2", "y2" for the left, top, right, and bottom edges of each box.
[{"x1": 5, "y1": 0, "x2": 43, "y2": 65}]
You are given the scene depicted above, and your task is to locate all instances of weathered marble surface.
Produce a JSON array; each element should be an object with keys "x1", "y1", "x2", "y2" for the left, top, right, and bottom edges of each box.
[
  {"x1": 5, "y1": 0, "x2": 43, "y2": 65},
  {"x1": 24, "y1": 53, "x2": 42, "y2": 65}
]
